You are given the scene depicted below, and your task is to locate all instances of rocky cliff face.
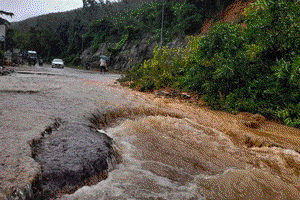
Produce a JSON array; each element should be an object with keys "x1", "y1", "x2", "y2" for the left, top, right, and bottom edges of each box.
[{"x1": 80, "y1": 35, "x2": 188, "y2": 72}]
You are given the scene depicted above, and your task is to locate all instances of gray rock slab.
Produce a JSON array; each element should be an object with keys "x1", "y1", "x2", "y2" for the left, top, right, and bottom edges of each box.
[{"x1": 33, "y1": 122, "x2": 117, "y2": 199}]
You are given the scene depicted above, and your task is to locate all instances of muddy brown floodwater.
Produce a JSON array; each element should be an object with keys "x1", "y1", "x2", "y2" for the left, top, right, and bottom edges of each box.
[{"x1": 1, "y1": 65, "x2": 300, "y2": 199}]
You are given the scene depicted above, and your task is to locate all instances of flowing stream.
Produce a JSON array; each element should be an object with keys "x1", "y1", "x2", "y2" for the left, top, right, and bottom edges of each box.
[{"x1": 59, "y1": 114, "x2": 300, "y2": 199}]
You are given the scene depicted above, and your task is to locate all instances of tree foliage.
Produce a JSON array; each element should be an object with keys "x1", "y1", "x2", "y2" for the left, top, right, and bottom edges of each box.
[{"x1": 122, "y1": 0, "x2": 300, "y2": 128}]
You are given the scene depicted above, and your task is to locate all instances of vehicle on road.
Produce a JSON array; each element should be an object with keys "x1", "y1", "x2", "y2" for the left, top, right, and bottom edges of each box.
[
  {"x1": 51, "y1": 59, "x2": 64, "y2": 69},
  {"x1": 22, "y1": 50, "x2": 38, "y2": 66}
]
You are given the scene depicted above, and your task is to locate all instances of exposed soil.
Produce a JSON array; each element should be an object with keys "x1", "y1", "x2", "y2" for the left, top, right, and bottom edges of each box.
[{"x1": 199, "y1": 0, "x2": 255, "y2": 35}]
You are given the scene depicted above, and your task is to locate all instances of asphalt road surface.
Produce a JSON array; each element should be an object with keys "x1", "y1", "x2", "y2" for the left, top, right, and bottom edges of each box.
[{"x1": 0, "y1": 64, "x2": 146, "y2": 199}]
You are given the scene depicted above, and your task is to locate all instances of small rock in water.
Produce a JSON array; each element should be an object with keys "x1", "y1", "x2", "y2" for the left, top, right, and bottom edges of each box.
[{"x1": 33, "y1": 122, "x2": 117, "y2": 199}]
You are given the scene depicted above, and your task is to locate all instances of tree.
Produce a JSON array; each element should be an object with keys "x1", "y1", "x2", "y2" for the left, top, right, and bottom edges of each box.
[
  {"x1": 13, "y1": 31, "x2": 30, "y2": 50},
  {"x1": 0, "y1": 10, "x2": 14, "y2": 25}
]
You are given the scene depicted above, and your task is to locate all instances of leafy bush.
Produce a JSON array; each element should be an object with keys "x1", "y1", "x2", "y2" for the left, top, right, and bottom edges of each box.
[
  {"x1": 172, "y1": 2, "x2": 203, "y2": 35},
  {"x1": 107, "y1": 26, "x2": 130, "y2": 58},
  {"x1": 143, "y1": 45, "x2": 187, "y2": 88},
  {"x1": 123, "y1": 0, "x2": 300, "y2": 128},
  {"x1": 244, "y1": 0, "x2": 300, "y2": 63},
  {"x1": 121, "y1": 41, "x2": 191, "y2": 91}
]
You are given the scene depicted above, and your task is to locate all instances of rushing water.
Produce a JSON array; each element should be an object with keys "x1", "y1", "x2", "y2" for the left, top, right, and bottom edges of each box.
[{"x1": 57, "y1": 114, "x2": 300, "y2": 199}]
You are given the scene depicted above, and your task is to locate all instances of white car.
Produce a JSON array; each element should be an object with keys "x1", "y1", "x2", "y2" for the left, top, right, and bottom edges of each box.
[{"x1": 51, "y1": 59, "x2": 64, "y2": 69}]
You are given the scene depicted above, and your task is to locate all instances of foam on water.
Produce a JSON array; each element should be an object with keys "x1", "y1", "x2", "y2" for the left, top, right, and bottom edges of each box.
[
  {"x1": 59, "y1": 115, "x2": 300, "y2": 199},
  {"x1": 59, "y1": 118, "x2": 204, "y2": 199}
]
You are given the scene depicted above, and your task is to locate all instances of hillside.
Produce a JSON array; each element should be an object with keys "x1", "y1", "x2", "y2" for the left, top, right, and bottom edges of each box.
[
  {"x1": 9, "y1": 0, "x2": 245, "y2": 35},
  {"x1": 6, "y1": 0, "x2": 254, "y2": 66},
  {"x1": 8, "y1": 0, "x2": 155, "y2": 33},
  {"x1": 9, "y1": 9, "x2": 80, "y2": 32}
]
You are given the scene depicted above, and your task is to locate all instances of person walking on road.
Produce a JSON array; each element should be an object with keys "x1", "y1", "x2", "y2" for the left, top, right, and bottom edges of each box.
[{"x1": 99, "y1": 58, "x2": 107, "y2": 74}]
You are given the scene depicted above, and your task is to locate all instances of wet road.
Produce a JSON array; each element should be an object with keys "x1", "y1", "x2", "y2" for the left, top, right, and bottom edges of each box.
[{"x1": 0, "y1": 65, "x2": 145, "y2": 199}]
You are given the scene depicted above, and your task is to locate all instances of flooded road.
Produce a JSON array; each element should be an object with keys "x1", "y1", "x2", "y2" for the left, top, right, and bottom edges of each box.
[{"x1": 1, "y1": 65, "x2": 300, "y2": 199}]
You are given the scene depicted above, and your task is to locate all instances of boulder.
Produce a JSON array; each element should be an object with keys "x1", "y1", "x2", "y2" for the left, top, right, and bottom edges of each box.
[{"x1": 33, "y1": 122, "x2": 118, "y2": 199}]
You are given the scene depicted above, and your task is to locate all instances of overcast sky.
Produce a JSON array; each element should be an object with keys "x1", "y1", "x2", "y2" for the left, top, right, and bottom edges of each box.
[{"x1": 0, "y1": 0, "x2": 84, "y2": 22}]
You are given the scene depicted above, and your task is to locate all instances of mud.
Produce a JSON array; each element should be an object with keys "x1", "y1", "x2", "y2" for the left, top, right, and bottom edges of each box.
[
  {"x1": 61, "y1": 111, "x2": 300, "y2": 199},
  {"x1": 59, "y1": 95, "x2": 300, "y2": 199}
]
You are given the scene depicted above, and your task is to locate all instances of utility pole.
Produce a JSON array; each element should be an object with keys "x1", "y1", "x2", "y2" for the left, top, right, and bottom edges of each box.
[
  {"x1": 158, "y1": 0, "x2": 165, "y2": 69},
  {"x1": 160, "y1": 0, "x2": 165, "y2": 49}
]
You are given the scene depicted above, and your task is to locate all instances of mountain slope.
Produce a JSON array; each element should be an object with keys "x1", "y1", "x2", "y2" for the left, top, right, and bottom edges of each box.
[{"x1": 9, "y1": 9, "x2": 81, "y2": 32}]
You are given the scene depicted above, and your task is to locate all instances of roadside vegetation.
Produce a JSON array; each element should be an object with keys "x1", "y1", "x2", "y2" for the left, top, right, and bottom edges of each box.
[{"x1": 120, "y1": 0, "x2": 300, "y2": 128}]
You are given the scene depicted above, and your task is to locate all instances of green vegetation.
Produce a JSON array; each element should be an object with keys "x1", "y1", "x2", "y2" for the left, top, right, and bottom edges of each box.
[
  {"x1": 8, "y1": 0, "x2": 300, "y2": 127},
  {"x1": 121, "y1": 0, "x2": 300, "y2": 128},
  {"x1": 5, "y1": 0, "x2": 205, "y2": 64},
  {"x1": 87, "y1": 0, "x2": 204, "y2": 61}
]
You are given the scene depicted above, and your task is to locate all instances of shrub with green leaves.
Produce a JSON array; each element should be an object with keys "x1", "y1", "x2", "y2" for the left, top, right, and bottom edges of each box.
[
  {"x1": 164, "y1": 0, "x2": 300, "y2": 127},
  {"x1": 107, "y1": 26, "x2": 133, "y2": 59},
  {"x1": 118, "y1": 0, "x2": 300, "y2": 127},
  {"x1": 244, "y1": 0, "x2": 300, "y2": 63},
  {"x1": 121, "y1": 41, "x2": 192, "y2": 91},
  {"x1": 142, "y1": 45, "x2": 187, "y2": 89},
  {"x1": 172, "y1": 2, "x2": 203, "y2": 35}
]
